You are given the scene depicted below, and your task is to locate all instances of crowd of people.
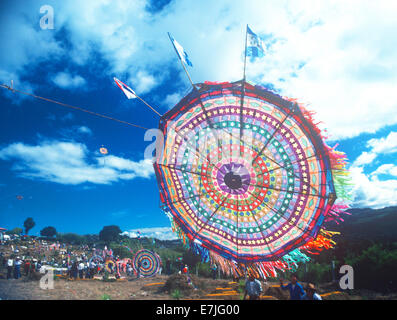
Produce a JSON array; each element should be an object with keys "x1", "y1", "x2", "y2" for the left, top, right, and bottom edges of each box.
[
  {"x1": 2, "y1": 239, "x2": 324, "y2": 300},
  {"x1": 0, "y1": 240, "x2": 147, "y2": 281}
]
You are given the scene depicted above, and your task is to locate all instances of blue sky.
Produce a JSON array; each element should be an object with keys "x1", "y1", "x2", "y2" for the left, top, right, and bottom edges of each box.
[{"x1": 1, "y1": 0, "x2": 397, "y2": 237}]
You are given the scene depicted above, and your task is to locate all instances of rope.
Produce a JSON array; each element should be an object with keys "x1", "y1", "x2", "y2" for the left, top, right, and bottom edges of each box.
[{"x1": 0, "y1": 84, "x2": 149, "y2": 130}]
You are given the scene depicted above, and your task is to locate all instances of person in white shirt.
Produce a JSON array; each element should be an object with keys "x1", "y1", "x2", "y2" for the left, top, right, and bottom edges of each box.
[
  {"x1": 7, "y1": 257, "x2": 13, "y2": 279},
  {"x1": 244, "y1": 275, "x2": 263, "y2": 300},
  {"x1": 14, "y1": 257, "x2": 22, "y2": 279},
  {"x1": 78, "y1": 261, "x2": 85, "y2": 279}
]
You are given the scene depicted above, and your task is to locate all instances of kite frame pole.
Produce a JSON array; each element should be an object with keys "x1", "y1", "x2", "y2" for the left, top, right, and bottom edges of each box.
[
  {"x1": 134, "y1": 94, "x2": 162, "y2": 117},
  {"x1": 167, "y1": 32, "x2": 196, "y2": 89},
  {"x1": 243, "y1": 24, "x2": 248, "y2": 81},
  {"x1": 239, "y1": 25, "x2": 248, "y2": 150},
  {"x1": 114, "y1": 78, "x2": 162, "y2": 117}
]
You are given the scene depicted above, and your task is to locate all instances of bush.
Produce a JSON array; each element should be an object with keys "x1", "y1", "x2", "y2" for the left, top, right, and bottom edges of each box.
[{"x1": 171, "y1": 289, "x2": 182, "y2": 300}]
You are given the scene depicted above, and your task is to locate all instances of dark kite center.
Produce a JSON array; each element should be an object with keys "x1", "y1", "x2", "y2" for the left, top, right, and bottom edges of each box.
[{"x1": 224, "y1": 172, "x2": 243, "y2": 189}]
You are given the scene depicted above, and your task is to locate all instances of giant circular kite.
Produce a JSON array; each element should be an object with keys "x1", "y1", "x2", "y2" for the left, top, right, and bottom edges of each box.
[
  {"x1": 132, "y1": 249, "x2": 161, "y2": 277},
  {"x1": 154, "y1": 80, "x2": 350, "y2": 279}
]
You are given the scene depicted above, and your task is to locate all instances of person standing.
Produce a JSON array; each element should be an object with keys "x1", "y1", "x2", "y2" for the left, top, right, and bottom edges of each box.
[
  {"x1": 303, "y1": 283, "x2": 322, "y2": 300},
  {"x1": 37, "y1": 260, "x2": 42, "y2": 273},
  {"x1": 244, "y1": 275, "x2": 263, "y2": 300},
  {"x1": 14, "y1": 257, "x2": 22, "y2": 279},
  {"x1": 7, "y1": 257, "x2": 13, "y2": 279},
  {"x1": 136, "y1": 260, "x2": 142, "y2": 279},
  {"x1": 280, "y1": 274, "x2": 305, "y2": 300},
  {"x1": 211, "y1": 264, "x2": 218, "y2": 280},
  {"x1": 24, "y1": 259, "x2": 31, "y2": 276},
  {"x1": 165, "y1": 259, "x2": 171, "y2": 275},
  {"x1": 89, "y1": 260, "x2": 96, "y2": 279},
  {"x1": 126, "y1": 263, "x2": 132, "y2": 277},
  {"x1": 71, "y1": 261, "x2": 78, "y2": 280},
  {"x1": 78, "y1": 260, "x2": 85, "y2": 279}
]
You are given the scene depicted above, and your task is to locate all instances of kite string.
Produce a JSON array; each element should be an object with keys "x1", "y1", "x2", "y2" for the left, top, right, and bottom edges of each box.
[{"x1": 0, "y1": 84, "x2": 149, "y2": 130}]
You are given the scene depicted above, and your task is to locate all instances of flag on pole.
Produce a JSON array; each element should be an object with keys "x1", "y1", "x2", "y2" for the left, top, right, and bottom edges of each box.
[
  {"x1": 246, "y1": 26, "x2": 265, "y2": 58},
  {"x1": 113, "y1": 77, "x2": 137, "y2": 99},
  {"x1": 168, "y1": 33, "x2": 193, "y2": 67}
]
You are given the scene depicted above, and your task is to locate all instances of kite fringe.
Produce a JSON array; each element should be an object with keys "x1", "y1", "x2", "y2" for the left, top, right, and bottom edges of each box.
[
  {"x1": 281, "y1": 249, "x2": 311, "y2": 271},
  {"x1": 289, "y1": 99, "x2": 353, "y2": 223},
  {"x1": 301, "y1": 229, "x2": 340, "y2": 255},
  {"x1": 168, "y1": 212, "x2": 343, "y2": 280},
  {"x1": 168, "y1": 217, "x2": 302, "y2": 280},
  {"x1": 324, "y1": 143, "x2": 353, "y2": 224},
  {"x1": 208, "y1": 250, "x2": 290, "y2": 280}
]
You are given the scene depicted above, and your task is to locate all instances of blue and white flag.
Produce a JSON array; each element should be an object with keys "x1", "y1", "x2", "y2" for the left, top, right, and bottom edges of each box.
[
  {"x1": 246, "y1": 26, "x2": 265, "y2": 58},
  {"x1": 113, "y1": 77, "x2": 137, "y2": 99},
  {"x1": 168, "y1": 33, "x2": 193, "y2": 67}
]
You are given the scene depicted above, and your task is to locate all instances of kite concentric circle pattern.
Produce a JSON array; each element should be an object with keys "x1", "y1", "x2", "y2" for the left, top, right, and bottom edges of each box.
[
  {"x1": 132, "y1": 249, "x2": 161, "y2": 277},
  {"x1": 154, "y1": 80, "x2": 350, "y2": 278}
]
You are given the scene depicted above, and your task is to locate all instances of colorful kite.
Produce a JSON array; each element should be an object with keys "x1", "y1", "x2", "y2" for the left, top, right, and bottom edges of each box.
[
  {"x1": 154, "y1": 80, "x2": 351, "y2": 279},
  {"x1": 99, "y1": 146, "x2": 108, "y2": 155},
  {"x1": 89, "y1": 255, "x2": 104, "y2": 264},
  {"x1": 132, "y1": 249, "x2": 161, "y2": 277},
  {"x1": 104, "y1": 258, "x2": 117, "y2": 273}
]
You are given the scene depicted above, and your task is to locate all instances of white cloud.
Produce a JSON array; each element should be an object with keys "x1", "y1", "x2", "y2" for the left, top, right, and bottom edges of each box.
[
  {"x1": 367, "y1": 131, "x2": 397, "y2": 154},
  {"x1": 163, "y1": 92, "x2": 182, "y2": 108},
  {"x1": 130, "y1": 70, "x2": 158, "y2": 94},
  {"x1": 352, "y1": 151, "x2": 377, "y2": 167},
  {"x1": 350, "y1": 132, "x2": 397, "y2": 208},
  {"x1": 52, "y1": 72, "x2": 86, "y2": 89},
  {"x1": 0, "y1": 70, "x2": 35, "y2": 103},
  {"x1": 0, "y1": 3, "x2": 63, "y2": 72},
  {"x1": 370, "y1": 164, "x2": 397, "y2": 177},
  {"x1": 353, "y1": 131, "x2": 397, "y2": 167},
  {"x1": 122, "y1": 227, "x2": 178, "y2": 241},
  {"x1": 103, "y1": 155, "x2": 153, "y2": 178},
  {"x1": 2, "y1": 0, "x2": 397, "y2": 137},
  {"x1": 351, "y1": 166, "x2": 397, "y2": 208},
  {"x1": 77, "y1": 126, "x2": 92, "y2": 135},
  {"x1": 0, "y1": 140, "x2": 154, "y2": 185}
]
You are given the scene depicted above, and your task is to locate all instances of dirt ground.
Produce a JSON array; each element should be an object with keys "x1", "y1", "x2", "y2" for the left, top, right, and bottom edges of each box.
[
  {"x1": 1, "y1": 244, "x2": 396, "y2": 300},
  {"x1": 1, "y1": 273, "x2": 389, "y2": 300}
]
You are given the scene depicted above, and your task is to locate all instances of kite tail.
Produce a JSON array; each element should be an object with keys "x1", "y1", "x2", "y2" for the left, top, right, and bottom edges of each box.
[
  {"x1": 170, "y1": 218, "x2": 190, "y2": 249},
  {"x1": 253, "y1": 260, "x2": 288, "y2": 279},
  {"x1": 299, "y1": 106, "x2": 323, "y2": 137},
  {"x1": 325, "y1": 203, "x2": 351, "y2": 224},
  {"x1": 208, "y1": 251, "x2": 242, "y2": 278},
  {"x1": 323, "y1": 143, "x2": 353, "y2": 224},
  {"x1": 281, "y1": 249, "x2": 311, "y2": 271},
  {"x1": 208, "y1": 250, "x2": 287, "y2": 280},
  {"x1": 301, "y1": 230, "x2": 340, "y2": 254},
  {"x1": 191, "y1": 242, "x2": 210, "y2": 263},
  {"x1": 284, "y1": 98, "x2": 324, "y2": 138}
]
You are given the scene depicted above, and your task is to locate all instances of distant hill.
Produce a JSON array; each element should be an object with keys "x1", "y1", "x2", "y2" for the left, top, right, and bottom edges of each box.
[
  {"x1": 124, "y1": 207, "x2": 397, "y2": 252},
  {"x1": 140, "y1": 207, "x2": 397, "y2": 248},
  {"x1": 333, "y1": 206, "x2": 397, "y2": 243}
]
